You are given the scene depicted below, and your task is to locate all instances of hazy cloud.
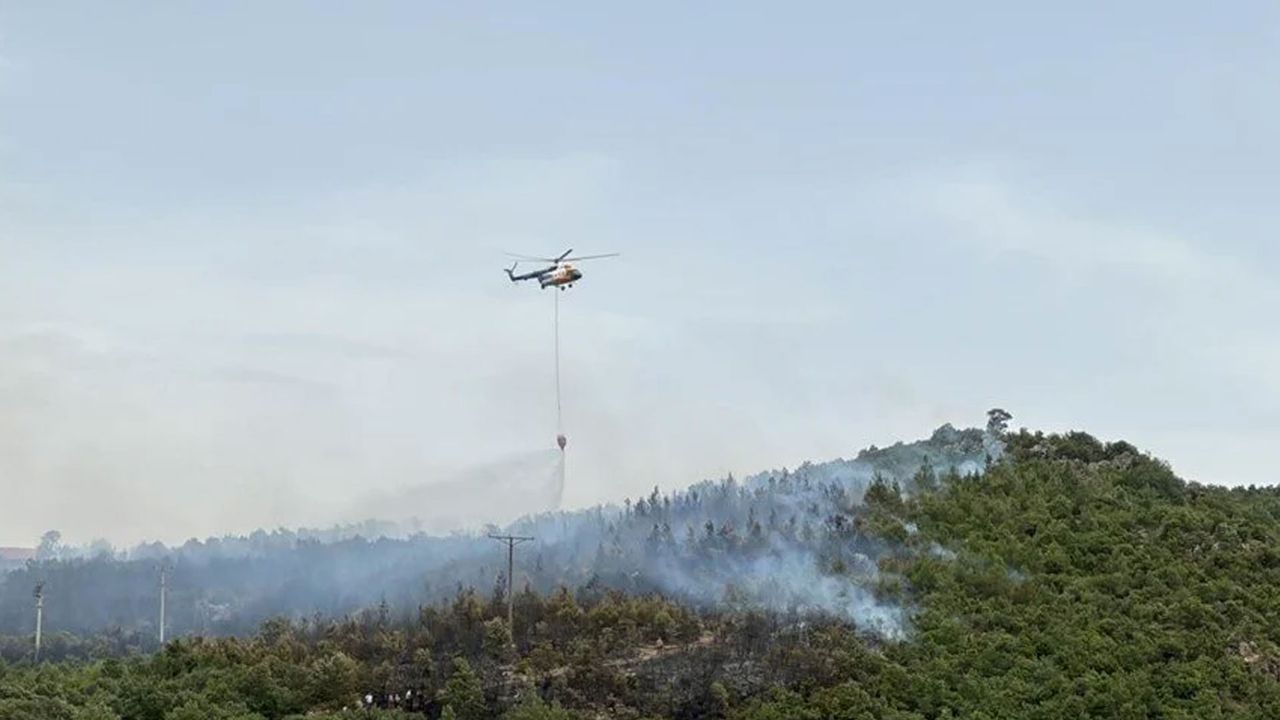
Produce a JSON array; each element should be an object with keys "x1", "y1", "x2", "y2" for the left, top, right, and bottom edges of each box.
[
  {"x1": 931, "y1": 176, "x2": 1239, "y2": 286},
  {"x1": 2, "y1": 2, "x2": 1278, "y2": 546}
]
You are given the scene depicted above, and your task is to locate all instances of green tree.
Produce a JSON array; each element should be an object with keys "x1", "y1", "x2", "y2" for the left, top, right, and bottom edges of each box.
[
  {"x1": 441, "y1": 657, "x2": 486, "y2": 720},
  {"x1": 483, "y1": 618, "x2": 513, "y2": 661}
]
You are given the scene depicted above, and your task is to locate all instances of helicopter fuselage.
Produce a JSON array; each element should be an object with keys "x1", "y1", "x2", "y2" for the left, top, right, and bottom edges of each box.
[
  {"x1": 509, "y1": 263, "x2": 583, "y2": 289},
  {"x1": 538, "y1": 264, "x2": 583, "y2": 289}
]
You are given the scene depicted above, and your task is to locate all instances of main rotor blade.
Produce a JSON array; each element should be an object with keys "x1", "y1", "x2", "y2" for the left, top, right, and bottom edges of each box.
[
  {"x1": 562, "y1": 253, "x2": 620, "y2": 261},
  {"x1": 505, "y1": 250, "x2": 617, "y2": 263},
  {"x1": 505, "y1": 252, "x2": 557, "y2": 262}
]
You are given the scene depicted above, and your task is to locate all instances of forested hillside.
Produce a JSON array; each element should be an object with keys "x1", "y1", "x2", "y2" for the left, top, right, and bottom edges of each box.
[
  {"x1": 5, "y1": 427, "x2": 1280, "y2": 719},
  {"x1": 0, "y1": 424, "x2": 993, "y2": 640}
]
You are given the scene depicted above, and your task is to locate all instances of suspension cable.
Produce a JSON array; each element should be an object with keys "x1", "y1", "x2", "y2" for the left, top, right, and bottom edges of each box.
[{"x1": 554, "y1": 290, "x2": 563, "y2": 435}]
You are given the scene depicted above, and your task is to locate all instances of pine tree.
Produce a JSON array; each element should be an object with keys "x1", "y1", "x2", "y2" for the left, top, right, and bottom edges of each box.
[{"x1": 441, "y1": 657, "x2": 486, "y2": 720}]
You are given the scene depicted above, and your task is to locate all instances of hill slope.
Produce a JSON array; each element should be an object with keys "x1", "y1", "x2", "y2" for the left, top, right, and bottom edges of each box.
[
  {"x1": 0, "y1": 424, "x2": 994, "y2": 640},
  {"x1": 3, "y1": 428, "x2": 1280, "y2": 718}
]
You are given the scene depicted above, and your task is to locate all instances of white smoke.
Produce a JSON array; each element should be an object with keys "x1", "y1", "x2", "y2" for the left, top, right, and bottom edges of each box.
[
  {"x1": 502, "y1": 424, "x2": 1000, "y2": 640},
  {"x1": 642, "y1": 542, "x2": 908, "y2": 639},
  {"x1": 2, "y1": 424, "x2": 996, "y2": 640},
  {"x1": 341, "y1": 448, "x2": 565, "y2": 534}
]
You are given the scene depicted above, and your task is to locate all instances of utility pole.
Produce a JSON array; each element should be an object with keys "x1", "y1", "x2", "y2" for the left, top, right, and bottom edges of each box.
[
  {"x1": 33, "y1": 582, "x2": 44, "y2": 663},
  {"x1": 487, "y1": 535, "x2": 534, "y2": 640},
  {"x1": 158, "y1": 564, "x2": 169, "y2": 645}
]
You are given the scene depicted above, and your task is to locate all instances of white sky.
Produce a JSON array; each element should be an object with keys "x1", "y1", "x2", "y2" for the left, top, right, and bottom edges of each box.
[{"x1": 2, "y1": 2, "x2": 1277, "y2": 546}]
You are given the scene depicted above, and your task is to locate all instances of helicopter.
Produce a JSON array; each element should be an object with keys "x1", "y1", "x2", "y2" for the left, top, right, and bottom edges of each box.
[{"x1": 504, "y1": 248, "x2": 619, "y2": 290}]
